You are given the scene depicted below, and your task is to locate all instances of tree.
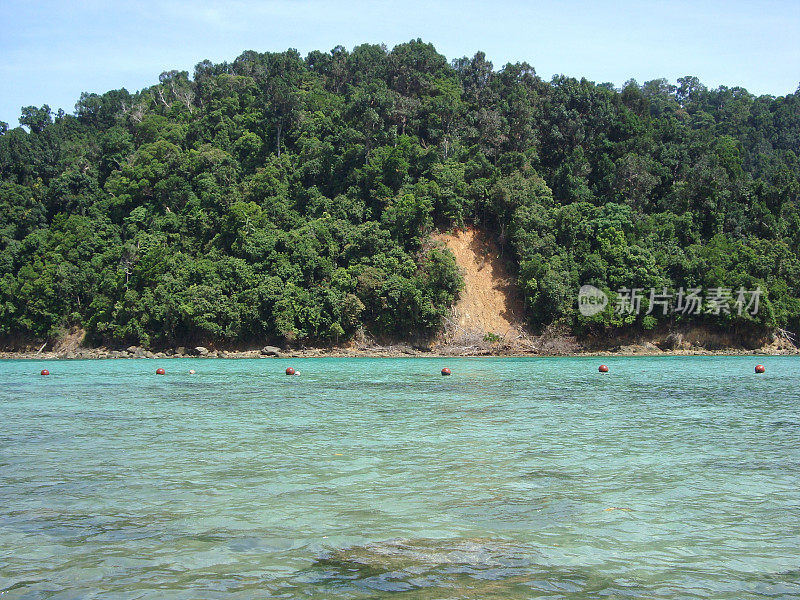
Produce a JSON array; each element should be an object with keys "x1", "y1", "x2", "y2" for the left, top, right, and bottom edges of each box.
[{"x1": 19, "y1": 105, "x2": 52, "y2": 133}]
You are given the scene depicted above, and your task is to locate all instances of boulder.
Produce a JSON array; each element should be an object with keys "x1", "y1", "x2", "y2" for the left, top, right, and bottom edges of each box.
[
  {"x1": 261, "y1": 345, "x2": 281, "y2": 357},
  {"x1": 194, "y1": 346, "x2": 209, "y2": 356},
  {"x1": 659, "y1": 332, "x2": 685, "y2": 351}
]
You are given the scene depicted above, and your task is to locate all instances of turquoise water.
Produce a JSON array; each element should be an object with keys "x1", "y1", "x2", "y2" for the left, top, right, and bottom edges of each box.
[{"x1": 1, "y1": 356, "x2": 799, "y2": 599}]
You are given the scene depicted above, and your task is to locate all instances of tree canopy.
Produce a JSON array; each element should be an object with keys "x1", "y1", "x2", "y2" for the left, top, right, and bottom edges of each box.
[{"x1": 1, "y1": 40, "x2": 799, "y2": 348}]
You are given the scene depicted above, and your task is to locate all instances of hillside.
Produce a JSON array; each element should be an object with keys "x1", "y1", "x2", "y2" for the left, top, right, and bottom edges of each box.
[
  {"x1": 434, "y1": 227, "x2": 526, "y2": 344},
  {"x1": 1, "y1": 40, "x2": 799, "y2": 350}
]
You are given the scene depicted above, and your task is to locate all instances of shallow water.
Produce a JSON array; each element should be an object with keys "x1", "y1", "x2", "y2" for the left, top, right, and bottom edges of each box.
[{"x1": 1, "y1": 356, "x2": 799, "y2": 599}]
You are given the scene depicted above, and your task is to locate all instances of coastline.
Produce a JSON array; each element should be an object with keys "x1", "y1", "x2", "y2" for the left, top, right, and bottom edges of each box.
[
  {"x1": 3, "y1": 324, "x2": 797, "y2": 360},
  {"x1": 2, "y1": 343, "x2": 798, "y2": 360}
]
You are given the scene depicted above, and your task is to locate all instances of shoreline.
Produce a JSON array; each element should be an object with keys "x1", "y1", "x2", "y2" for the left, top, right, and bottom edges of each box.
[
  {"x1": 4, "y1": 322, "x2": 796, "y2": 361},
  {"x1": 2, "y1": 344, "x2": 798, "y2": 360}
]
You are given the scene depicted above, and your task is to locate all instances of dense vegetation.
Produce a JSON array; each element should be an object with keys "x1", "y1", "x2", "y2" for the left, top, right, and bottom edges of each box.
[{"x1": 1, "y1": 40, "x2": 799, "y2": 348}]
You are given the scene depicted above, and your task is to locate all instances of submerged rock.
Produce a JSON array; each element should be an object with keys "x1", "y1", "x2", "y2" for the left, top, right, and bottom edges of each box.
[
  {"x1": 298, "y1": 537, "x2": 622, "y2": 597},
  {"x1": 314, "y1": 537, "x2": 535, "y2": 576}
]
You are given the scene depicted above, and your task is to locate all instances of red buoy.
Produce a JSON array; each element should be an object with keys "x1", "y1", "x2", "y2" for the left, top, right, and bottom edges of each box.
[
  {"x1": 441, "y1": 367, "x2": 451, "y2": 376},
  {"x1": 755, "y1": 364, "x2": 766, "y2": 374},
  {"x1": 40, "y1": 369, "x2": 50, "y2": 376},
  {"x1": 286, "y1": 367, "x2": 296, "y2": 376},
  {"x1": 156, "y1": 367, "x2": 166, "y2": 375},
  {"x1": 599, "y1": 364, "x2": 609, "y2": 373}
]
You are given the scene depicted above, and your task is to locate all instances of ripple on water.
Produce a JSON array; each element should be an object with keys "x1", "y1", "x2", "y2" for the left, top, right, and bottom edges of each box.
[{"x1": 1, "y1": 356, "x2": 799, "y2": 599}]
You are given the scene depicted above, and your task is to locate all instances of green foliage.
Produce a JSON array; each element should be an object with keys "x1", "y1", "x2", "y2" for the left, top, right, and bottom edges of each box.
[{"x1": 1, "y1": 42, "x2": 800, "y2": 347}]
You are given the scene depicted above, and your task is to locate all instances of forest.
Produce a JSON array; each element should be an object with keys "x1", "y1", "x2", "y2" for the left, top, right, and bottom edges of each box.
[{"x1": 1, "y1": 40, "x2": 799, "y2": 348}]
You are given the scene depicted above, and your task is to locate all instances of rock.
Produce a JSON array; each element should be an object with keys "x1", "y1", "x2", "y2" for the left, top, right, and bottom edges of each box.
[
  {"x1": 175, "y1": 346, "x2": 186, "y2": 356},
  {"x1": 127, "y1": 345, "x2": 140, "y2": 354},
  {"x1": 659, "y1": 332, "x2": 684, "y2": 351},
  {"x1": 144, "y1": 350, "x2": 155, "y2": 359},
  {"x1": 619, "y1": 344, "x2": 646, "y2": 354},
  {"x1": 261, "y1": 345, "x2": 281, "y2": 357},
  {"x1": 155, "y1": 352, "x2": 166, "y2": 358},
  {"x1": 318, "y1": 537, "x2": 532, "y2": 575},
  {"x1": 194, "y1": 346, "x2": 209, "y2": 356}
]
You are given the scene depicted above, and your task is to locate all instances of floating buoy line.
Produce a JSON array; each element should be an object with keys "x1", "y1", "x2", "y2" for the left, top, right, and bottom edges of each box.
[{"x1": 33, "y1": 363, "x2": 773, "y2": 377}]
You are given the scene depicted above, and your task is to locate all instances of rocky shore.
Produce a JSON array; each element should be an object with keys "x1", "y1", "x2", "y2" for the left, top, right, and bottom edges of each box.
[
  {"x1": 2, "y1": 322, "x2": 797, "y2": 360},
  {"x1": 2, "y1": 339, "x2": 798, "y2": 360}
]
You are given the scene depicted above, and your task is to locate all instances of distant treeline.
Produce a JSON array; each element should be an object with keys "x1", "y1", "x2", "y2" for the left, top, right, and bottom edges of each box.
[{"x1": 1, "y1": 40, "x2": 799, "y2": 347}]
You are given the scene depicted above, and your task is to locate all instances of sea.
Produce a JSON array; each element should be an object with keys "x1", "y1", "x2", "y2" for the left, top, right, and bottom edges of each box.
[{"x1": 1, "y1": 356, "x2": 798, "y2": 599}]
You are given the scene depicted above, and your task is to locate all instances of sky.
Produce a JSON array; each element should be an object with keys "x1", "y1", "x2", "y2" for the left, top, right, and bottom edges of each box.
[{"x1": 1, "y1": 0, "x2": 799, "y2": 126}]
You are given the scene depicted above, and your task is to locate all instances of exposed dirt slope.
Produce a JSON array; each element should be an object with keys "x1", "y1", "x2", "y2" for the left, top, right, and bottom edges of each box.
[
  {"x1": 52, "y1": 327, "x2": 85, "y2": 353},
  {"x1": 433, "y1": 227, "x2": 528, "y2": 345}
]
